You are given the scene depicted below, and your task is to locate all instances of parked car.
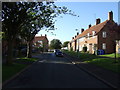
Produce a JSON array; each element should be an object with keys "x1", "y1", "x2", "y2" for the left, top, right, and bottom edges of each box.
[
  {"x1": 55, "y1": 51, "x2": 64, "y2": 57},
  {"x1": 54, "y1": 49, "x2": 60, "y2": 55}
]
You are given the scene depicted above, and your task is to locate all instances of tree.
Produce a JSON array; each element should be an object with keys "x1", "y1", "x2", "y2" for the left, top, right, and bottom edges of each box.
[
  {"x1": 2, "y1": 2, "x2": 78, "y2": 64},
  {"x1": 20, "y1": 2, "x2": 75, "y2": 58},
  {"x1": 2, "y1": 2, "x2": 37, "y2": 64},
  {"x1": 62, "y1": 41, "x2": 69, "y2": 48},
  {"x1": 50, "y1": 39, "x2": 62, "y2": 49}
]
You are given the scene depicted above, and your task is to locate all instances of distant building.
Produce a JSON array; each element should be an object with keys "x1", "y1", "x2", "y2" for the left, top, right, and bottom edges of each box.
[
  {"x1": 32, "y1": 34, "x2": 49, "y2": 52},
  {"x1": 68, "y1": 11, "x2": 120, "y2": 54}
]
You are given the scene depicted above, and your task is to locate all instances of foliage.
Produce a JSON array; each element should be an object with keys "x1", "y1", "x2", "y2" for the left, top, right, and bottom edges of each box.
[
  {"x1": 2, "y1": 2, "x2": 78, "y2": 64},
  {"x1": 62, "y1": 41, "x2": 69, "y2": 47},
  {"x1": 82, "y1": 46, "x2": 87, "y2": 52},
  {"x1": 38, "y1": 47, "x2": 44, "y2": 52},
  {"x1": 70, "y1": 47, "x2": 73, "y2": 51},
  {"x1": 50, "y1": 39, "x2": 62, "y2": 49}
]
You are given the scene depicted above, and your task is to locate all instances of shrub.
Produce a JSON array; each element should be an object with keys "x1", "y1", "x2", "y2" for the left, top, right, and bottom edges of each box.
[{"x1": 82, "y1": 47, "x2": 87, "y2": 52}]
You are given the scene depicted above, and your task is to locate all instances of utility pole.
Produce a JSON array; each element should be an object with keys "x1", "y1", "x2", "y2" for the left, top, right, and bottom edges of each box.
[{"x1": 114, "y1": 40, "x2": 117, "y2": 63}]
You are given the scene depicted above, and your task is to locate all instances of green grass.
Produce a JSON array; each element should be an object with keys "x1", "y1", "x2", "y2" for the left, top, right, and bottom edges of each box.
[
  {"x1": 2, "y1": 57, "x2": 38, "y2": 82},
  {"x1": 63, "y1": 50, "x2": 98, "y2": 61},
  {"x1": 100, "y1": 53, "x2": 120, "y2": 58},
  {"x1": 16, "y1": 57, "x2": 38, "y2": 62},
  {"x1": 84, "y1": 58, "x2": 120, "y2": 73},
  {"x1": 3, "y1": 63, "x2": 27, "y2": 82},
  {"x1": 63, "y1": 50, "x2": 120, "y2": 73}
]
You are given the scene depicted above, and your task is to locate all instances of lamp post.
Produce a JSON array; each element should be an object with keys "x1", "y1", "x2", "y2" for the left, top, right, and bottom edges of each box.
[
  {"x1": 114, "y1": 40, "x2": 117, "y2": 63},
  {"x1": 75, "y1": 29, "x2": 79, "y2": 57},
  {"x1": 77, "y1": 38, "x2": 80, "y2": 58}
]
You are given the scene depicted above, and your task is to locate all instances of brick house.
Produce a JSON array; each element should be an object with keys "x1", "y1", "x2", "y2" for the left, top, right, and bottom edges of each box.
[
  {"x1": 32, "y1": 34, "x2": 49, "y2": 52},
  {"x1": 68, "y1": 11, "x2": 120, "y2": 54},
  {"x1": 116, "y1": 40, "x2": 120, "y2": 54}
]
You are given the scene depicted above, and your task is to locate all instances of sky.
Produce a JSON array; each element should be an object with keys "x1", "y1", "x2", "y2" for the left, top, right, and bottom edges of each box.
[{"x1": 36, "y1": 2, "x2": 119, "y2": 44}]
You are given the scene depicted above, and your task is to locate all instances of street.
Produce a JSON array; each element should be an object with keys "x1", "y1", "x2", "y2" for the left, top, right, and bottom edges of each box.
[{"x1": 3, "y1": 52, "x2": 110, "y2": 88}]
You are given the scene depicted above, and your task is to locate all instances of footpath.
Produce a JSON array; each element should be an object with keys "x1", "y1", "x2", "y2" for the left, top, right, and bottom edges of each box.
[{"x1": 64, "y1": 53, "x2": 120, "y2": 89}]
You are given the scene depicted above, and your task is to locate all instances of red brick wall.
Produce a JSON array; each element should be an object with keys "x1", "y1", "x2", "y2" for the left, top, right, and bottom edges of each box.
[{"x1": 97, "y1": 21, "x2": 119, "y2": 54}]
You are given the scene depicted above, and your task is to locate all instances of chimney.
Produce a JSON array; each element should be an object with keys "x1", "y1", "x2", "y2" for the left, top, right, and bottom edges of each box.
[
  {"x1": 108, "y1": 11, "x2": 113, "y2": 20},
  {"x1": 96, "y1": 18, "x2": 101, "y2": 25},
  {"x1": 75, "y1": 35, "x2": 77, "y2": 38},
  {"x1": 81, "y1": 28, "x2": 84, "y2": 33},
  {"x1": 72, "y1": 37, "x2": 74, "y2": 39},
  {"x1": 45, "y1": 34, "x2": 47, "y2": 37},
  {"x1": 89, "y1": 24, "x2": 92, "y2": 28},
  {"x1": 77, "y1": 32, "x2": 79, "y2": 35}
]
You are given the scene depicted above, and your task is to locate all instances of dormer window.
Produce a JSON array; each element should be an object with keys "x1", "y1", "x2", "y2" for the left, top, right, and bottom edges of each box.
[
  {"x1": 92, "y1": 31, "x2": 96, "y2": 36},
  {"x1": 102, "y1": 31, "x2": 106, "y2": 38},
  {"x1": 87, "y1": 33, "x2": 90, "y2": 37}
]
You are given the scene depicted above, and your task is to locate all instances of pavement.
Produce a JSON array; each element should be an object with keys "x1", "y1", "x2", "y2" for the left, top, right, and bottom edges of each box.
[{"x1": 64, "y1": 53, "x2": 120, "y2": 89}]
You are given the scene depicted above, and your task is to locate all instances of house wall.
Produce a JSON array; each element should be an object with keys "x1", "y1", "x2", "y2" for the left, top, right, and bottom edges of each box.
[
  {"x1": 78, "y1": 36, "x2": 97, "y2": 54},
  {"x1": 68, "y1": 43, "x2": 71, "y2": 51},
  {"x1": 116, "y1": 40, "x2": 120, "y2": 53},
  {"x1": 42, "y1": 39, "x2": 49, "y2": 52},
  {"x1": 33, "y1": 36, "x2": 49, "y2": 52},
  {"x1": 97, "y1": 21, "x2": 119, "y2": 54}
]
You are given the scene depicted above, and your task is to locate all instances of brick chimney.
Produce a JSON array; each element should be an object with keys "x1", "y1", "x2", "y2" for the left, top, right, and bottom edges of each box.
[
  {"x1": 96, "y1": 18, "x2": 101, "y2": 25},
  {"x1": 89, "y1": 24, "x2": 92, "y2": 28},
  {"x1": 81, "y1": 28, "x2": 84, "y2": 33},
  {"x1": 108, "y1": 11, "x2": 113, "y2": 20},
  {"x1": 45, "y1": 34, "x2": 47, "y2": 37}
]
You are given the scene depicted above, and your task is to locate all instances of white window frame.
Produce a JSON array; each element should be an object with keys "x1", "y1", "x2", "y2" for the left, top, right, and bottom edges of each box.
[
  {"x1": 102, "y1": 43, "x2": 106, "y2": 49},
  {"x1": 92, "y1": 31, "x2": 96, "y2": 36},
  {"x1": 102, "y1": 31, "x2": 106, "y2": 38}
]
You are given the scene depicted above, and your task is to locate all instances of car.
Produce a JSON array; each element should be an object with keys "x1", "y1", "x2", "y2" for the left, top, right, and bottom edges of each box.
[
  {"x1": 54, "y1": 49, "x2": 60, "y2": 54},
  {"x1": 55, "y1": 51, "x2": 63, "y2": 57}
]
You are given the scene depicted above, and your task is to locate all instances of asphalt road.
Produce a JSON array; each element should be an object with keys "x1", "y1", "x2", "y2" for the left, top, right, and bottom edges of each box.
[{"x1": 3, "y1": 52, "x2": 111, "y2": 88}]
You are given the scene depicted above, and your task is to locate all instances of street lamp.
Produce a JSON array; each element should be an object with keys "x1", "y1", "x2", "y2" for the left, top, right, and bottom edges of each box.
[{"x1": 114, "y1": 40, "x2": 117, "y2": 63}]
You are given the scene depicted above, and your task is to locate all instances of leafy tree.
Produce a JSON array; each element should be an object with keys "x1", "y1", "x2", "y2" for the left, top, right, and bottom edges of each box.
[
  {"x1": 50, "y1": 39, "x2": 62, "y2": 49},
  {"x1": 62, "y1": 41, "x2": 69, "y2": 48},
  {"x1": 2, "y1": 2, "x2": 78, "y2": 64},
  {"x1": 20, "y1": 2, "x2": 77, "y2": 58},
  {"x1": 2, "y1": 2, "x2": 36, "y2": 64}
]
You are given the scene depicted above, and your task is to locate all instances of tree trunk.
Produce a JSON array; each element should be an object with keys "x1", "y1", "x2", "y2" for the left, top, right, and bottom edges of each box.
[
  {"x1": 27, "y1": 41, "x2": 32, "y2": 58},
  {"x1": 6, "y1": 39, "x2": 13, "y2": 65}
]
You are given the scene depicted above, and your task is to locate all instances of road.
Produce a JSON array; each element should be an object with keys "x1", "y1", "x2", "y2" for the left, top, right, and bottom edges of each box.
[{"x1": 3, "y1": 52, "x2": 111, "y2": 88}]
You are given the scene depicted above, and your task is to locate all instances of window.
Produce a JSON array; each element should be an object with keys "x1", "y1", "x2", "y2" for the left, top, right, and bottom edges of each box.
[
  {"x1": 87, "y1": 33, "x2": 90, "y2": 38},
  {"x1": 102, "y1": 43, "x2": 106, "y2": 49},
  {"x1": 102, "y1": 31, "x2": 106, "y2": 38},
  {"x1": 92, "y1": 31, "x2": 96, "y2": 36}
]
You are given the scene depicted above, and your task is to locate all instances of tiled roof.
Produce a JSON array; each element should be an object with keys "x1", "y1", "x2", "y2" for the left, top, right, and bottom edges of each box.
[
  {"x1": 73, "y1": 20, "x2": 109, "y2": 40},
  {"x1": 35, "y1": 36, "x2": 46, "y2": 40},
  {"x1": 33, "y1": 36, "x2": 48, "y2": 43}
]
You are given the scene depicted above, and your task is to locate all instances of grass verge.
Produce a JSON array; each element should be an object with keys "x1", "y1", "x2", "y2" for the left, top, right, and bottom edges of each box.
[
  {"x1": 63, "y1": 50, "x2": 120, "y2": 73},
  {"x1": 100, "y1": 53, "x2": 120, "y2": 58},
  {"x1": 2, "y1": 57, "x2": 38, "y2": 82}
]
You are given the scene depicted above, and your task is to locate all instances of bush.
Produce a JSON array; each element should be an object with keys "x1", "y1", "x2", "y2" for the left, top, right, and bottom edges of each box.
[
  {"x1": 82, "y1": 47, "x2": 87, "y2": 52},
  {"x1": 70, "y1": 47, "x2": 73, "y2": 51}
]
